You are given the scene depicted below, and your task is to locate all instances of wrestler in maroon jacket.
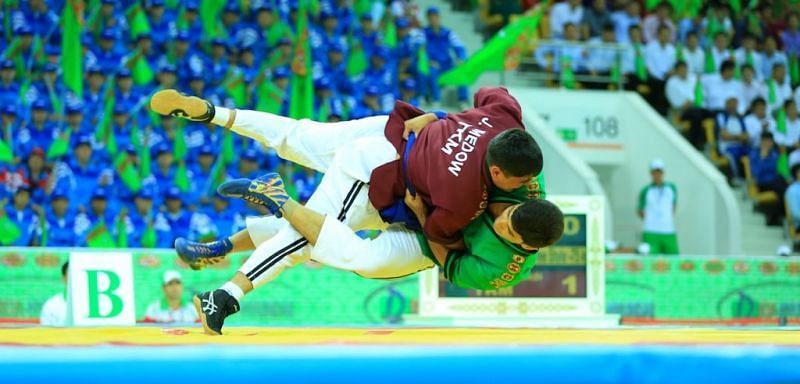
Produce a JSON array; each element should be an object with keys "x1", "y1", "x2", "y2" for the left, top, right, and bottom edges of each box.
[{"x1": 369, "y1": 87, "x2": 543, "y2": 246}]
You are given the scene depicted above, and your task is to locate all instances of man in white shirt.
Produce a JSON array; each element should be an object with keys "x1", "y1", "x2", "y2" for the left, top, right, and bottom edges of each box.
[
  {"x1": 761, "y1": 36, "x2": 788, "y2": 81},
  {"x1": 702, "y1": 60, "x2": 743, "y2": 113},
  {"x1": 734, "y1": 34, "x2": 763, "y2": 80},
  {"x1": 740, "y1": 64, "x2": 766, "y2": 110},
  {"x1": 550, "y1": 0, "x2": 584, "y2": 39},
  {"x1": 637, "y1": 159, "x2": 679, "y2": 255},
  {"x1": 708, "y1": 32, "x2": 731, "y2": 74},
  {"x1": 765, "y1": 63, "x2": 794, "y2": 115},
  {"x1": 40, "y1": 262, "x2": 68, "y2": 327},
  {"x1": 777, "y1": 99, "x2": 800, "y2": 150},
  {"x1": 716, "y1": 97, "x2": 749, "y2": 178},
  {"x1": 796, "y1": 86, "x2": 800, "y2": 113},
  {"x1": 682, "y1": 32, "x2": 705, "y2": 75},
  {"x1": 645, "y1": 25, "x2": 676, "y2": 115},
  {"x1": 744, "y1": 97, "x2": 777, "y2": 148},
  {"x1": 665, "y1": 61, "x2": 704, "y2": 148},
  {"x1": 642, "y1": 1, "x2": 675, "y2": 43},
  {"x1": 143, "y1": 270, "x2": 199, "y2": 324},
  {"x1": 610, "y1": 0, "x2": 641, "y2": 44},
  {"x1": 586, "y1": 23, "x2": 618, "y2": 75}
]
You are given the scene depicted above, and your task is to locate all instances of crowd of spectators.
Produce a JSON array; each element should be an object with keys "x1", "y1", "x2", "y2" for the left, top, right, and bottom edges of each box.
[{"x1": 0, "y1": 0, "x2": 469, "y2": 248}]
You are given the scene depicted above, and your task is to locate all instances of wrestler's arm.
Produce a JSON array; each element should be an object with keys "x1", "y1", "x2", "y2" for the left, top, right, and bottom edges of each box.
[{"x1": 404, "y1": 190, "x2": 451, "y2": 266}]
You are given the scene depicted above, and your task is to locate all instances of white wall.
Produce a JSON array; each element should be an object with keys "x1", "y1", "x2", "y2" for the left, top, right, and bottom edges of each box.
[{"x1": 510, "y1": 87, "x2": 742, "y2": 255}]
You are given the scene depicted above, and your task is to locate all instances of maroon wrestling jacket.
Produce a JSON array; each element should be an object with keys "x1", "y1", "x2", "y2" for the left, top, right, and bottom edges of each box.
[{"x1": 368, "y1": 86, "x2": 524, "y2": 244}]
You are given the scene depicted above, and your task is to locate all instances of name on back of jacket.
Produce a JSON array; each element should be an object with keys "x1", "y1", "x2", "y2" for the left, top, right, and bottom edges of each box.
[{"x1": 441, "y1": 117, "x2": 493, "y2": 177}]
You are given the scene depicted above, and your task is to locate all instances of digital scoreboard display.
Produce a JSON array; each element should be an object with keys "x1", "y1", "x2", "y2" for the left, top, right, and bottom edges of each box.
[{"x1": 437, "y1": 213, "x2": 588, "y2": 298}]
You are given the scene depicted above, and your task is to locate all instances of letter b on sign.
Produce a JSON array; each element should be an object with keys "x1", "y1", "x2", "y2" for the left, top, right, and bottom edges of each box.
[{"x1": 68, "y1": 253, "x2": 135, "y2": 326}]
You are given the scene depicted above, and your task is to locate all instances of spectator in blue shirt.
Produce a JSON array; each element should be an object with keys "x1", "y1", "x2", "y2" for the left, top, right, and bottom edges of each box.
[
  {"x1": 145, "y1": 0, "x2": 177, "y2": 51},
  {"x1": 177, "y1": 1, "x2": 204, "y2": 46},
  {"x1": 154, "y1": 63, "x2": 179, "y2": 92},
  {"x1": 94, "y1": 30, "x2": 126, "y2": 74},
  {"x1": 83, "y1": 65, "x2": 108, "y2": 126},
  {"x1": 0, "y1": 60, "x2": 20, "y2": 110},
  {"x1": 206, "y1": 38, "x2": 231, "y2": 88},
  {"x1": 64, "y1": 103, "x2": 94, "y2": 141},
  {"x1": 14, "y1": 0, "x2": 60, "y2": 38},
  {"x1": 351, "y1": 85, "x2": 388, "y2": 119},
  {"x1": 124, "y1": 189, "x2": 171, "y2": 248},
  {"x1": 311, "y1": 10, "x2": 348, "y2": 57},
  {"x1": 66, "y1": 135, "x2": 105, "y2": 211},
  {"x1": 423, "y1": 6, "x2": 468, "y2": 103},
  {"x1": 93, "y1": 0, "x2": 130, "y2": 41},
  {"x1": 399, "y1": 78, "x2": 420, "y2": 107},
  {"x1": 114, "y1": 69, "x2": 145, "y2": 112},
  {"x1": 359, "y1": 46, "x2": 395, "y2": 97},
  {"x1": 750, "y1": 132, "x2": 789, "y2": 226},
  {"x1": 201, "y1": 195, "x2": 244, "y2": 240},
  {"x1": 44, "y1": 190, "x2": 76, "y2": 247},
  {"x1": 314, "y1": 41, "x2": 352, "y2": 97},
  {"x1": 189, "y1": 145, "x2": 217, "y2": 208},
  {"x1": 74, "y1": 189, "x2": 118, "y2": 246},
  {"x1": 292, "y1": 167, "x2": 320, "y2": 203},
  {"x1": 353, "y1": 13, "x2": 381, "y2": 58},
  {"x1": 152, "y1": 142, "x2": 176, "y2": 203},
  {"x1": 3, "y1": 187, "x2": 39, "y2": 246},
  {"x1": 221, "y1": 3, "x2": 249, "y2": 46},
  {"x1": 158, "y1": 186, "x2": 192, "y2": 245},
  {"x1": 27, "y1": 63, "x2": 65, "y2": 108},
  {"x1": 110, "y1": 103, "x2": 138, "y2": 154},
  {"x1": 314, "y1": 77, "x2": 345, "y2": 122}
]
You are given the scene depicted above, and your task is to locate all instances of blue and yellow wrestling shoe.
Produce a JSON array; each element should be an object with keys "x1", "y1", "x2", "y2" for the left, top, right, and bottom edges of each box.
[
  {"x1": 193, "y1": 289, "x2": 240, "y2": 335},
  {"x1": 174, "y1": 237, "x2": 232, "y2": 271},
  {"x1": 217, "y1": 173, "x2": 289, "y2": 218}
]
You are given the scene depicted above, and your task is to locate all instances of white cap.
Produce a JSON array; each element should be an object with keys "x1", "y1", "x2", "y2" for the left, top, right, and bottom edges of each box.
[
  {"x1": 650, "y1": 159, "x2": 665, "y2": 171},
  {"x1": 776, "y1": 245, "x2": 792, "y2": 257},
  {"x1": 163, "y1": 270, "x2": 182, "y2": 285},
  {"x1": 637, "y1": 242, "x2": 651, "y2": 255}
]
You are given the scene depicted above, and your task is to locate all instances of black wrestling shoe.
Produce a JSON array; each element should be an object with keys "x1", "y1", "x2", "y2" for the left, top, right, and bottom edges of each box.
[{"x1": 193, "y1": 289, "x2": 240, "y2": 335}]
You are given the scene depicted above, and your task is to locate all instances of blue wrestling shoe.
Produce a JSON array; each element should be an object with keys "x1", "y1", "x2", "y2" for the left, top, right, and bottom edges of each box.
[
  {"x1": 175, "y1": 237, "x2": 232, "y2": 271},
  {"x1": 193, "y1": 289, "x2": 240, "y2": 335},
  {"x1": 217, "y1": 173, "x2": 289, "y2": 218}
]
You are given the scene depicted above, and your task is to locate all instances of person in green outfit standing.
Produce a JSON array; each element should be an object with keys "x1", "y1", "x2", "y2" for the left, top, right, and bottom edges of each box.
[{"x1": 637, "y1": 159, "x2": 679, "y2": 255}]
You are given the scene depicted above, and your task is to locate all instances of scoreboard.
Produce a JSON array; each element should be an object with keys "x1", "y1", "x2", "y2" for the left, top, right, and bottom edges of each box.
[{"x1": 414, "y1": 196, "x2": 617, "y2": 325}]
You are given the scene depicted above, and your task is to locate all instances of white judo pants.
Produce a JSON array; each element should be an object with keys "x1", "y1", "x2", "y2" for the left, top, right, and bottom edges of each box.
[{"x1": 229, "y1": 110, "x2": 434, "y2": 288}]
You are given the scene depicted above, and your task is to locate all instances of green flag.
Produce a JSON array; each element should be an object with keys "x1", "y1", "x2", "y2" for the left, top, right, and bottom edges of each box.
[
  {"x1": 384, "y1": 15, "x2": 397, "y2": 48},
  {"x1": 141, "y1": 220, "x2": 157, "y2": 248},
  {"x1": 0, "y1": 139, "x2": 13, "y2": 163},
  {"x1": 128, "y1": 4, "x2": 151, "y2": 38},
  {"x1": 132, "y1": 54, "x2": 155, "y2": 85},
  {"x1": 86, "y1": 221, "x2": 117, "y2": 248},
  {"x1": 225, "y1": 76, "x2": 248, "y2": 107},
  {"x1": 173, "y1": 121, "x2": 187, "y2": 160},
  {"x1": 560, "y1": 56, "x2": 576, "y2": 89},
  {"x1": 47, "y1": 128, "x2": 72, "y2": 159},
  {"x1": 694, "y1": 76, "x2": 704, "y2": 107},
  {"x1": 416, "y1": 45, "x2": 430, "y2": 76},
  {"x1": 790, "y1": 56, "x2": 800, "y2": 86},
  {"x1": 139, "y1": 140, "x2": 151, "y2": 179},
  {"x1": 256, "y1": 81, "x2": 284, "y2": 114},
  {"x1": 0, "y1": 215, "x2": 21, "y2": 245},
  {"x1": 346, "y1": 44, "x2": 369, "y2": 76},
  {"x1": 96, "y1": 97, "x2": 115, "y2": 150},
  {"x1": 438, "y1": 8, "x2": 544, "y2": 86},
  {"x1": 222, "y1": 130, "x2": 235, "y2": 164},
  {"x1": 634, "y1": 44, "x2": 647, "y2": 81},
  {"x1": 174, "y1": 160, "x2": 190, "y2": 192},
  {"x1": 704, "y1": 48, "x2": 716, "y2": 74},
  {"x1": 114, "y1": 152, "x2": 143, "y2": 192},
  {"x1": 61, "y1": 0, "x2": 84, "y2": 98},
  {"x1": 39, "y1": 211, "x2": 47, "y2": 247},
  {"x1": 200, "y1": 0, "x2": 226, "y2": 38},
  {"x1": 289, "y1": 1, "x2": 314, "y2": 119}
]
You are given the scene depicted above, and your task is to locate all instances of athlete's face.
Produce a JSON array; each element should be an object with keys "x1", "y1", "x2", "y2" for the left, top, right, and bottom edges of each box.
[
  {"x1": 490, "y1": 165, "x2": 532, "y2": 192},
  {"x1": 493, "y1": 204, "x2": 536, "y2": 251}
]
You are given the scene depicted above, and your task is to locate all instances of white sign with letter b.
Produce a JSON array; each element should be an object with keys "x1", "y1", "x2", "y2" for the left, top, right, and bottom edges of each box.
[{"x1": 67, "y1": 252, "x2": 135, "y2": 326}]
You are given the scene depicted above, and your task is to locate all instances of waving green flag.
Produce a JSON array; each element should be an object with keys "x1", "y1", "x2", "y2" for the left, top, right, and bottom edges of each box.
[
  {"x1": 289, "y1": 1, "x2": 314, "y2": 119},
  {"x1": 86, "y1": 221, "x2": 117, "y2": 248},
  {"x1": 0, "y1": 215, "x2": 21, "y2": 245},
  {"x1": 62, "y1": 0, "x2": 84, "y2": 98},
  {"x1": 47, "y1": 128, "x2": 72, "y2": 159},
  {"x1": 0, "y1": 138, "x2": 13, "y2": 163}
]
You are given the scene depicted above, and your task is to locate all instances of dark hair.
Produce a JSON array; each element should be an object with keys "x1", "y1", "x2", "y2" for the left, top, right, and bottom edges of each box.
[
  {"x1": 792, "y1": 164, "x2": 800, "y2": 179},
  {"x1": 720, "y1": 59, "x2": 736, "y2": 73},
  {"x1": 657, "y1": 25, "x2": 670, "y2": 33},
  {"x1": 61, "y1": 261, "x2": 69, "y2": 277},
  {"x1": 786, "y1": 99, "x2": 797, "y2": 109},
  {"x1": 686, "y1": 31, "x2": 698, "y2": 39},
  {"x1": 486, "y1": 129, "x2": 543, "y2": 178},
  {"x1": 750, "y1": 96, "x2": 766, "y2": 111},
  {"x1": 628, "y1": 24, "x2": 641, "y2": 33},
  {"x1": 674, "y1": 60, "x2": 687, "y2": 70},
  {"x1": 511, "y1": 199, "x2": 564, "y2": 248},
  {"x1": 602, "y1": 22, "x2": 615, "y2": 33},
  {"x1": 741, "y1": 63, "x2": 755, "y2": 72},
  {"x1": 773, "y1": 62, "x2": 786, "y2": 71},
  {"x1": 761, "y1": 131, "x2": 774, "y2": 141}
]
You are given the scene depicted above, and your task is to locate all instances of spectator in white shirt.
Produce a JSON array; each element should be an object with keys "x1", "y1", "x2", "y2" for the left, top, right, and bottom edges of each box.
[
  {"x1": 143, "y1": 270, "x2": 199, "y2": 324},
  {"x1": 645, "y1": 25, "x2": 676, "y2": 115},
  {"x1": 40, "y1": 262, "x2": 68, "y2": 327},
  {"x1": 708, "y1": 31, "x2": 732, "y2": 73},
  {"x1": 611, "y1": 0, "x2": 641, "y2": 44},
  {"x1": 586, "y1": 23, "x2": 618, "y2": 87},
  {"x1": 581, "y1": 0, "x2": 612, "y2": 39},
  {"x1": 761, "y1": 36, "x2": 788, "y2": 81},
  {"x1": 665, "y1": 61, "x2": 704, "y2": 149},
  {"x1": 740, "y1": 64, "x2": 766, "y2": 111},
  {"x1": 702, "y1": 60, "x2": 743, "y2": 113},
  {"x1": 682, "y1": 32, "x2": 705, "y2": 75},
  {"x1": 642, "y1": 1, "x2": 675, "y2": 43},
  {"x1": 744, "y1": 97, "x2": 777, "y2": 148},
  {"x1": 734, "y1": 34, "x2": 763, "y2": 80},
  {"x1": 777, "y1": 99, "x2": 800, "y2": 151},
  {"x1": 550, "y1": 0, "x2": 584, "y2": 39},
  {"x1": 796, "y1": 86, "x2": 800, "y2": 113},
  {"x1": 716, "y1": 97, "x2": 749, "y2": 178},
  {"x1": 766, "y1": 63, "x2": 794, "y2": 115}
]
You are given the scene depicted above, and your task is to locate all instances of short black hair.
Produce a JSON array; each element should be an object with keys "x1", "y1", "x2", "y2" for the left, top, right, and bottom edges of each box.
[
  {"x1": 761, "y1": 131, "x2": 774, "y2": 141},
  {"x1": 785, "y1": 99, "x2": 797, "y2": 109},
  {"x1": 720, "y1": 59, "x2": 736, "y2": 73},
  {"x1": 486, "y1": 129, "x2": 543, "y2": 178},
  {"x1": 674, "y1": 60, "x2": 687, "y2": 70},
  {"x1": 750, "y1": 96, "x2": 766, "y2": 110},
  {"x1": 511, "y1": 199, "x2": 564, "y2": 248}
]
